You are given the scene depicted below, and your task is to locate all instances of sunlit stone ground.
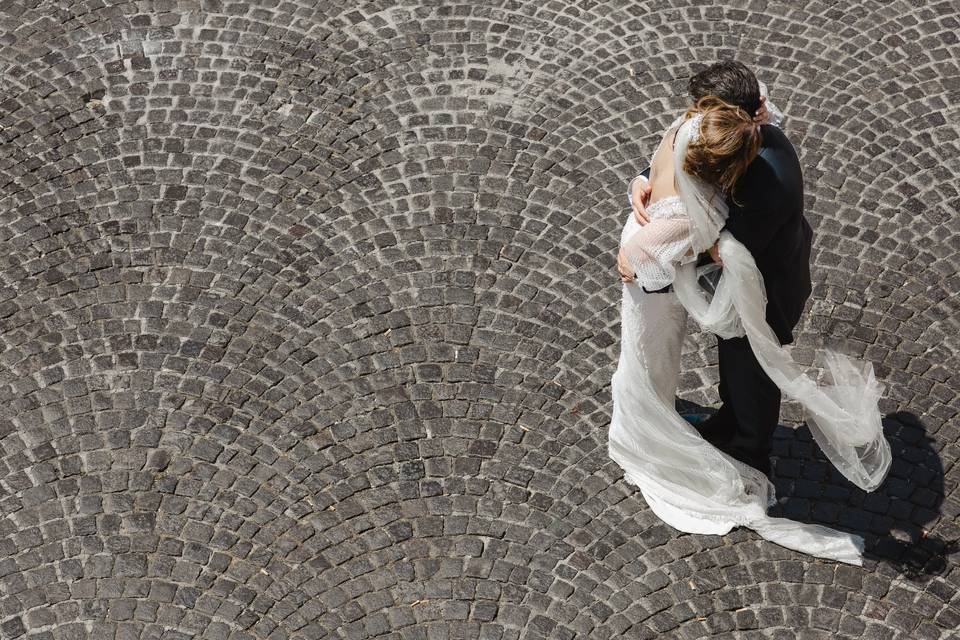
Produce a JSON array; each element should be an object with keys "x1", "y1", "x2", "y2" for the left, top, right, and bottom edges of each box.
[{"x1": 0, "y1": 1, "x2": 958, "y2": 638}]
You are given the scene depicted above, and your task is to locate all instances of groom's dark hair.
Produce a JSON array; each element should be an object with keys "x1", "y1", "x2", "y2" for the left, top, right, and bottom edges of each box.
[{"x1": 689, "y1": 61, "x2": 762, "y2": 116}]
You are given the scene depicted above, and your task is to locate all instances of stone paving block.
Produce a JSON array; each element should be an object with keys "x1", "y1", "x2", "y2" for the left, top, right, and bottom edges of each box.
[{"x1": 0, "y1": 1, "x2": 958, "y2": 639}]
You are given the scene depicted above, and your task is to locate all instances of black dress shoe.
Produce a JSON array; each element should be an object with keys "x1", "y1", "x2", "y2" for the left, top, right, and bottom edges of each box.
[
  {"x1": 750, "y1": 456, "x2": 771, "y2": 477},
  {"x1": 694, "y1": 415, "x2": 735, "y2": 447},
  {"x1": 734, "y1": 450, "x2": 771, "y2": 477},
  {"x1": 714, "y1": 442, "x2": 771, "y2": 477}
]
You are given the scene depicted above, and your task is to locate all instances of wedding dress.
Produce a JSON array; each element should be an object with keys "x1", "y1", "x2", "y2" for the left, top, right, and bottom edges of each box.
[{"x1": 609, "y1": 96, "x2": 891, "y2": 565}]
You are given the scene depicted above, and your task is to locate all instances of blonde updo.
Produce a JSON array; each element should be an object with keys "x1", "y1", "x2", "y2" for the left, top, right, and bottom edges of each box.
[{"x1": 682, "y1": 96, "x2": 761, "y2": 197}]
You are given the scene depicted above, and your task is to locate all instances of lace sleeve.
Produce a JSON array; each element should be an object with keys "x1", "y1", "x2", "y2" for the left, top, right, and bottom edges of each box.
[
  {"x1": 758, "y1": 80, "x2": 784, "y2": 128},
  {"x1": 620, "y1": 216, "x2": 694, "y2": 291}
]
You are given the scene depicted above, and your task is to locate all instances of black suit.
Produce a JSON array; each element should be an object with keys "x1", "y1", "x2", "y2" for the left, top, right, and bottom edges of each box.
[
  {"x1": 724, "y1": 125, "x2": 812, "y2": 345},
  {"x1": 700, "y1": 124, "x2": 813, "y2": 474}
]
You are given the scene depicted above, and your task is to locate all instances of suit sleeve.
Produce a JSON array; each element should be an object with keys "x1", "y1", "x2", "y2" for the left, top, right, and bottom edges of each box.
[
  {"x1": 722, "y1": 199, "x2": 789, "y2": 255},
  {"x1": 722, "y1": 158, "x2": 794, "y2": 255}
]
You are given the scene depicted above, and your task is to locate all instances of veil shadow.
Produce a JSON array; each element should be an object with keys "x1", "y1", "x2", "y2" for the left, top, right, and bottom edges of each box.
[
  {"x1": 855, "y1": 412, "x2": 953, "y2": 578},
  {"x1": 676, "y1": 401, "x2": 954, "y2": 578},
  {"x1": 770, "y1": 410, "x2": 952, "y2": 579}
]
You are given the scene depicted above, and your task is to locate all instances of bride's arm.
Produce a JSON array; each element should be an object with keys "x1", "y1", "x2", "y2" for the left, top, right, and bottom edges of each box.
[
  {"x1": 628, "y1": 173, "x2": 648, "y2": 206},
  {"x1": 756, "y1": 80, "x2": 784, "y2": 127},
  {"x1": 620, "y1": 217, "x2": 695, "y2": 290}
]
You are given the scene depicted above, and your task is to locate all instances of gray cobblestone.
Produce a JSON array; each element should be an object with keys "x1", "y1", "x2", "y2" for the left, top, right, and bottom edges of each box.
[{"x1": 0, "y1": 1, "x2": 958, "y2": 639}]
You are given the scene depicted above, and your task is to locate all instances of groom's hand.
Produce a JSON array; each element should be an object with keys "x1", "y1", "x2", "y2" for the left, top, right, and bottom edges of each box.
[
  {"x1": 753, "y1": 96, "x2": 769, "y2": 125},
  {"x1": 631, "y1": 177, "x2": 653, "y2": 225},
  {"x1": 708, "y1": 241, "x2": 723, "y2": 266},
  {"x1": 617, "y1": 248, "x2": 636, "y2": 282}
]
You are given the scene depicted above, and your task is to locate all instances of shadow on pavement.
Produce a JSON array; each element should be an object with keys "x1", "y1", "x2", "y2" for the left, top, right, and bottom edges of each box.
[
  {"x1": 855, "y1": 411, "x2": 954, "y2": 581},
  {"x1": 676, "y1": 400, "x2": 955, "y2": 579}
]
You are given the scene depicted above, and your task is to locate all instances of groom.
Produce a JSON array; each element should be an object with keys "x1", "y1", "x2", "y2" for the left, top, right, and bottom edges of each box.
[{"x1": 627, "y1": 61, "x2": 813, "y2": 476}]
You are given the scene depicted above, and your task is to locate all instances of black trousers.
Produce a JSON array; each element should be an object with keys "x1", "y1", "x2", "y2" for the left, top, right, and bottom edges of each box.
[{"x1": 698, "y1": 335, "x2": 781, "y2": 474}]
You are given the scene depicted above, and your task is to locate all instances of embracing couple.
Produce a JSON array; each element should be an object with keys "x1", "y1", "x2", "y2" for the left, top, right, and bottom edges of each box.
[{"x1": 608, "y1": 61, "x2": 892, "y2": 565}]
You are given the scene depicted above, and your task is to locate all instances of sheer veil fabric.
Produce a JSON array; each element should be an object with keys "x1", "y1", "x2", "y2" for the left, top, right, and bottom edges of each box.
[
  {"x1": 609, "y1": 93, "x2": 891, "y2": 566},
  {"x1": 670, "y1": 109, "x2": 892, "y2": 493}
]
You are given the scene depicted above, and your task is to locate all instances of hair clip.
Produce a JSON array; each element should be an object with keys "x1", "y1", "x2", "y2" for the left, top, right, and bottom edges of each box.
[{"x1": 688, "y1": 113, "x2": 703, "y2": 144}]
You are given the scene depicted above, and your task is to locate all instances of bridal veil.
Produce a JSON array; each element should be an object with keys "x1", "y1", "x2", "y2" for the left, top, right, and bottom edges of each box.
[{"x1": 609, "y1": 95, "x2": 891, "y2": 566}]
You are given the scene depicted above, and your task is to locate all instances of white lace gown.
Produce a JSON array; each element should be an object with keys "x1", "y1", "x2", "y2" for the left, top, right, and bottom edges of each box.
[
  {"x1": 608, "y1": 136, "x2": 880, "y2": 564},
  {"x1": 610, "y1": 197, "x2": 778, "y2": 537}
]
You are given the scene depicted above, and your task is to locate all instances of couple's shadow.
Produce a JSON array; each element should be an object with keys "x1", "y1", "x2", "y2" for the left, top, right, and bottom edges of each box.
[{"x1": 677, "y1": 401, "x2": 955, "y2": 579}]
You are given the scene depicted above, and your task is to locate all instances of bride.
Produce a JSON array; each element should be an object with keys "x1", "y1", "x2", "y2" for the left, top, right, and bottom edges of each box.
[{"x1": 608, "y1": 94, "x2": 891, "y2": 565}]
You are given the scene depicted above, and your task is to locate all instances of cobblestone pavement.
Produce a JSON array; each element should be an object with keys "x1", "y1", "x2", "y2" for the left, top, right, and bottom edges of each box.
[{"x1": 0, "y1": 1, "x2": 958, "y2": 638}]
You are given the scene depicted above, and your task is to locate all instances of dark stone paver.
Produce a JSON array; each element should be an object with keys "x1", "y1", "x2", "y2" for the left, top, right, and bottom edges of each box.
[{"x1": 0, "y1": 1, "x2": 958, "y2": 639}]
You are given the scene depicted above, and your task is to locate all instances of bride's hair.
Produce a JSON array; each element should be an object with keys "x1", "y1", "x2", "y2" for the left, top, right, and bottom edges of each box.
[{"x1": 681, "y1": 96, "x2": 761, "y2": 198}]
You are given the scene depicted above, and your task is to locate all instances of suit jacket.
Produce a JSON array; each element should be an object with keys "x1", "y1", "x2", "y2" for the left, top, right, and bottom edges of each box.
[
  {"x1": 723, "y1": 124, "x2": 812, "y2": 345},
  {"x1": 630, "y1": 124, "x2": 812, "y2": 344}
]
